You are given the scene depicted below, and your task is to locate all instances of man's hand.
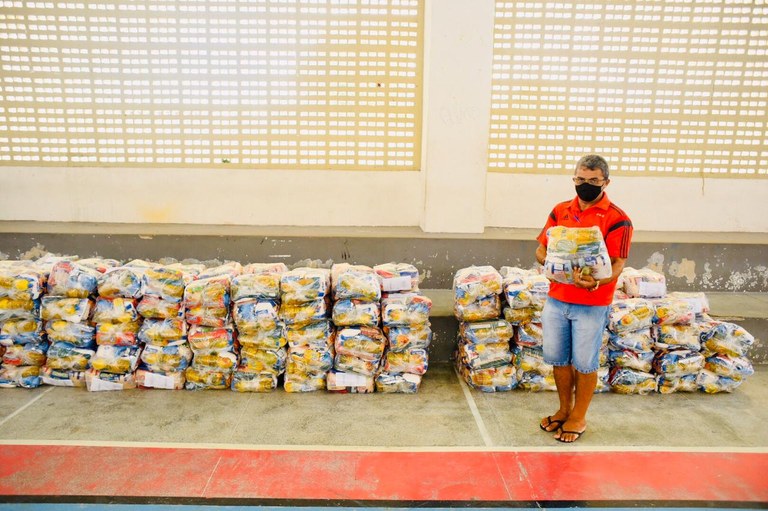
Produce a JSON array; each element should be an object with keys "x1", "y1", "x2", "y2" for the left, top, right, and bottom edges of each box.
[{"x1": 573, "y1": 266, "x2": 598, "y2": 290}]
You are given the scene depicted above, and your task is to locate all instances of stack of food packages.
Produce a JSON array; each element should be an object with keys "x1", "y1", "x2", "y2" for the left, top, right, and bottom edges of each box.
[
  {"x1": 453, "y1": 266, "x2": 515, "y2": 392},
  {"x1": 281, "y1": 267, "x2": 333, "y2": 392},
  {"x1": 183, "y1": 263, "x2": 240, "y2": 390},
  {"x1": 327, "y1": 264, "x2": 382, "y2": 393},
  {"x1": 231, "y1": 263, "x2": 288, "y2": 392},
  {"x1": 133, "y1": 262, "x2": 195, "y2": 390},
  {"x1": 0, "y1": 260, "x2": 47, "y2": 388},
  {"x1": 376, "y1": 263, "x2": 431, "y2": 393}
]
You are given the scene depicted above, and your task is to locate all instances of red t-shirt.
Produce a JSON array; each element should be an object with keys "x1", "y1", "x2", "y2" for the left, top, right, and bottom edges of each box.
[{"x1": 536, "y1": 193, "x2": 633, "y2": 306}]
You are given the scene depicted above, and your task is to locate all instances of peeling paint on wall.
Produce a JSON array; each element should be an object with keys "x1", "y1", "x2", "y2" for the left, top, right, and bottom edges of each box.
[
  {"x1": 725, "y1": 265, "x2": 768, "y2": 292},
  {"x1": 20, "y1": 243, "x2": 54, "y2": 260},
  {"x1": 646, "y1": 251, "x2": 665, "y2": 273},
  {"x1": 668, "y1": 258, "x2": 697, "y2": 284}
]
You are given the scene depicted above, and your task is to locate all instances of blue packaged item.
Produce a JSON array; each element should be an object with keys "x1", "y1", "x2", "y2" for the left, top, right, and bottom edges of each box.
[
  {"x1": 332, "y1": 299, "x2": 380, "y2": 327},
  {"x1": 44, "y1": 320, "x2": 96, "y2": 347},
  {"x1": 0, "y1": 365, "x2": 42, "y2": 388},
  {"x1": 0, "y1": 318, "x2": 44, "y2": 345},
  {"x1": 45, "y1": 342, "x2": 96, "y2": 371},
  {"x1": 233, "y1": 298, "x2": 280, "y2": 333},
  {"x1": 46, "y1": 261, "x2": 100, "y2": 298},
  {"x1": 608, "y1": 348, "x2": 654, "y2": 373},
  {"x1": 98, "y1": 267, "x2": 145, "y2": 299}
]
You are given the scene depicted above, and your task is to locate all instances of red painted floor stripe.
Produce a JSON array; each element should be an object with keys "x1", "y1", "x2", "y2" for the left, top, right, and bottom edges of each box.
[{"x1": 0, "y1": 445, "x2": 766, "y2": 502}]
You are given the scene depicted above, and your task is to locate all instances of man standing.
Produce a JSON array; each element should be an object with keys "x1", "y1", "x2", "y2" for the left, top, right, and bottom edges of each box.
[{"x1": 534, "y1": 154, "x2": 633, "y2": 443}]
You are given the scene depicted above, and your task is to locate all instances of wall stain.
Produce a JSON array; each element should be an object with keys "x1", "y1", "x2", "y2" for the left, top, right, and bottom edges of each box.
[{"x1": 668, "y1": 258, "x2": 696, "y2": 284}]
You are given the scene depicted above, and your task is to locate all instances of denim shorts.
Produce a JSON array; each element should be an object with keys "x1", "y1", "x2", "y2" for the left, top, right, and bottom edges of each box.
[{"x1": 541, "y1": 296, "x2": 609, "y2": 374}]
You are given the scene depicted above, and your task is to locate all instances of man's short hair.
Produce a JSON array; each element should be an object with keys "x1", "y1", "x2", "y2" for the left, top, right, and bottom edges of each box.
[{"x1": 575, "y1": 154, "x2": 609, "y2": 180}]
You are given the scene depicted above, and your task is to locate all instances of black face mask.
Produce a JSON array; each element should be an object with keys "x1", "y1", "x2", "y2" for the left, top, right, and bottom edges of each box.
[{"x1": 575, "y1": 182, "x2": 603, "y2": 202}]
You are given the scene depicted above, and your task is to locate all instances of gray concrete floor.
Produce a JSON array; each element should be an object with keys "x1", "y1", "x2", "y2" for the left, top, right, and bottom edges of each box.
[{"x1": 1, "y1": 362, "x2": 766, "y2": 450}]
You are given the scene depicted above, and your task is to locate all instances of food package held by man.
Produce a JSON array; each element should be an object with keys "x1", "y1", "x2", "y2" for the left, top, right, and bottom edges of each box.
[
  {"x1": 0, "y1": 297, "x2": 40, "y2": 322},
  {"x1": 142, "y1": 266, "x2": 188, "y2": 303},
  {"x1": 608, "y1": 367, "x2": 657, "y2": 394},
  {"x1": 503, "y1": 306, "x2": 541, "y2": 326},
  {"x1": 280, "y1": 268, "x2": 331, "y2": 305},
  {"x1": 97, "y1": 267, "x2": 145, "y2": 299},
  {"x1": 231, "y1": 371, "x2": 278, "y2": 392},
  {"x1": 0, "y1": 365, "x2": 42, "y2": 388},
  {"x1": 285, "y1": 320, "x2": 334, "y2": 349},
  {"x1": 332, "y1": 299, "x2": 380, "y2": 327},
  {"x1": 704, "y1": 353, "x2": 754, "y2": 379},
  {"x1": 41, "y1": 297, "x2": 93, "y2": 323},
  {"x1": 138, "y1": 318, "x2": 187, "y2": 347},
  {"x1": 326, "y1": 369, "x2": 375, "y2": 393},
  {"x1": 140, "y1": 343, "x2": 193, "y2": 373},
  {"x1": 500, "y1": 267, "x2": 549, "y2": 310},
  {"x1": 656, "y1": 373, "x2": 698, "y2": 394},
  {"x1": 458, "y1": 339, "x2": 513, "y2": 370},
  {"x1": 92, "y1": 297, "x2": 140, "y2": 324},
  {"x1": 608, "y1": 299, "x2": 654, "y2": 334},
  {"x1": 95, "y1": 321, "x2": 140, "y2": 346},
  {"x1": 651, "y1": 297, "x2": 695, "y2": 326},
  {"x1": 0, "y1": 318, "x2": 44, "y2": 345},
  {"x1": 137, "y1": 296, "x2": 183, "y2": 320},
  {"x1": 331, "y1": 264, "x2": 381, "y2": 302},
  {"x1": 233, "y1": 299, "x2": 280, "y2": 333},
  {"x1": 381, "y1": 293, "x2": 432, "y2": 326},
  {"x1": 375, "y1": 372, "x2": 422, "y2": 393},
  {"x1": 184, "y1": 366, "x2": 232, "y2": 390},
  {"x1": 3, "y1": 342, "x2": 48, "y2": 367},
  {"x1": 384, "y1": 324, "x2": 432, "y2": 352},
  {"x1": 90, "y1": 345, "x2": 141, "y2": 374},
  {"x1": 374, "y1": 263, "x2": 420, "y2": 293},
  {"x1": 232, "y1": 263, "x2": 288, "y2": 301},
  {"x1": 0, "y1": 267, "x2": 45, "y2": 301},
  {"x1": 453, "y1": 266, "x2": 503, "y2": 307},
  {"x1": 608, "y1": 328, "x2": 654, "y2": 352},
  {"x1": 699, "y1": 321, "x2": 755, "y2": 357},
  {"x1": 238, "y1": 325, "x2": 287, "y2": 350},
  {"x1": 666, "y1": 291, "x2": 710, "y2": 316},
  {"x1": 696, "y1": 369, "x2": 743, "y2": 394},
  {"x1": 608, "y1": 348, "x2": 654, "y2": 372},
  {"x1": 514, "y1": 322, "x2": 544, "y2": 349},
  {"x1": 651, "y1": 349, "x2": 705, "y2": 376},
  {"x1": 45, "y1": 320, "x2": 95, "y2": 347},
  {"x1": 458, "y1": 363, "x2": 517, "y2": 392},
  {"x1": 184, "y1": 276, "x2": 231, "y2": 327},
  {"x1": 653, "y1": 325, "x2": 702, "y2": 351},
  {"x1": 238, "y1": 345, "x2": 287, "y2": 375},
  {"x1": 383, "y1": 348, "x2": 428, "y2": 375},
  {"x1": 46, "y1": 261, "x2": 101, "y2": 298},
  {"x1": 543, "y1": 226, "x2": 612, "y2": 284},
  {"x1": 44, "y1": 342, "x2": 95, "y2": 371},
  {"x1": 620, "y1": 267, "x2": 667, "y2": 298},
  {"x1": 284, "y1": 370, "x2": 326, "y2": 392},
  {"x1": 286, "y1": 346, "x2": 334, "y2": 374},
  {"x1": 454, "y1": 294, "x2": 501, "y2": 322},
  {"x1": 334, "y1": 353, "x2": 379, "y2": 376},
  {"x1": 459, "y1": 319, "x2": 513, "y2": 344},
  {"x1": 135, "y1": 368, "x2": 186, "y2": 390},
  {"x1": 335, "y1": 326, "x2": 386, "y2": 362},
  {"x1": 85, "y1": 369, "x2": 137, "y2": 391},
  {"x1": 41, "y1": 366, "x2": 86, "y2": 387},
  {"x1": 280, "y1": 299, "x2": 329, "y2": 326}
]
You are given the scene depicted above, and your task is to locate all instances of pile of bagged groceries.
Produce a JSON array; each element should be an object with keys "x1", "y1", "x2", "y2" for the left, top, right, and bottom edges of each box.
[
  {"x1": 0, "y1": 255, "x2": 431, "y2": 393},
  {"x1": 454, "y1": 261, "x2": 754, "y2": 394}
]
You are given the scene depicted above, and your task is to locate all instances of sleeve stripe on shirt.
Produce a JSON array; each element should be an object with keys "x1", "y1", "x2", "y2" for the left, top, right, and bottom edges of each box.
[
  {"x1": 607, "y1": 219, "x2": 632, "y2": 234},
  {"x1": 549, "y1": 210, "x2": 556, "y2": 222},
  {"x1": 619, "y1": 226, "x2": 632, "y2": 258}
]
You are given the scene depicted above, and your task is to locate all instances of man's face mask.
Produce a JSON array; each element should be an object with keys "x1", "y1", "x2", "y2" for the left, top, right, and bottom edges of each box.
[{"x1": 575, "y1": 182, "x2": 603, "y2": 202}]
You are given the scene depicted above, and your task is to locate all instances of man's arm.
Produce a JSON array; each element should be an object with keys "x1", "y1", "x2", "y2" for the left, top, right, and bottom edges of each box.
[{"x1": 535, "y1": 243, "x2": 547, "y2": 266}]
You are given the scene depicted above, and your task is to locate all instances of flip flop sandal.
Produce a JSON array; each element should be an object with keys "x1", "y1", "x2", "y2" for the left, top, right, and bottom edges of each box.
[
  {"x1": 556, "y1": 429, "x2": 586, "y2": 443},
  {"x1": 540, "y1": 416, "x2": 565, "y2": 432}
]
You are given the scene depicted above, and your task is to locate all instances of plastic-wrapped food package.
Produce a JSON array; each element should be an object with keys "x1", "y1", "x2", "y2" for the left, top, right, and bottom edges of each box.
[
  {"x1": 285, "y1": 321, "x2": 334, "y2": 349},
  {"x1": 232, "y1": 263, "x2": 287, "y2": 301},
  {"x1": 335, "y1": 327, "x2": 386, "y2": 362},
  {"x1": 143, "y1": 266, "x2": 188, "y2": 303},
  {"x1": 331, "y1": 264, "x2": 381, "y2": 302},
  {"x1": 3, "y1": 342, "x2": 49, "y2": 367},
  {"x1": 46, "y1": 261, "x2": 100, "y2": 298},
  {"x1": 332, "y1": 299, "x2": 380, "y2": 327},
  {"x1": 458, "y1": 340, "x2": 513, "y2": 370},
  {"x1": 384, "y1": 324, "x2": 432, "y2": 352},
  {"x1": 608, "y1": 299, "x2": 654, "y2": 334},
  {"x1": 284, "y1": 370, "x2": 326, "y2": 393},
  {"x1": 453, "y1": 266, "x2": 503, "y2": 307},
  {"x1": 286, "y1": 346, "x2": 334, "y2": 374},
  {"x1": 654, "y1": 325, "x2": 702, "y2": 351},
  {"x1": 90, "y1": 345, "x2": 141, "y2": 374},
  {"x1": 500, "y1": 267, "x2": 549, "y2": 310},
  {"x1": 516, "y1": 347, "x2": 553, "y2": 377},
  {"x1": 454, "y1": 294, "x2": 501, "y2": 322},
  {"x1": 697, "y1": 369, "x2": 743, "y2": 393},
  {"x1": 700, "y1": 321, "x2": 755, "y2": 357},
  {"x1": 651, "y1": 297, "x2": 694, "y2": 326},
  {"x1": 666, "y1": 291, "x2": 710, "y2": 316},
  {"x1": 608, "y1": 367, "x2": 657, "y2": 394},
  {"x1": 92, "y1": 298, "x2": 140, "y2": 324},
  {"x1": 652, "y1": 349, "x2": 704, "y2": 376},
  {"x1": 184, "y1": 366, "x2": 232, "y2": 390},
  {"x1": 595, "y1": 366, "x2": 611, "y2": 393},
  {"x1": 41, "y1": 297, "x2": 93, "y2": 323},
  {"x1": 657, "y1": 373, "x2": 698, "y2": 394},
  {"x1": 621, "y1": 267, "x2": 667, "y2": 298},
  {"x1": 140, "y1": 343, "x2": 193, "y2": 373},
  {"x1": 196, "y1": 261, "x2": 243, "y2": 280},
  {"x1": 326, "y1": 370, "x2": 375, "y2": 393},
  {"x1": 334, "y1": 353, "x2": 379, "y2": 376},
  {"x1": 135, "y1": 368, "x2": 185, "y2": 390},
  {"x1": 704, "y1": 354, "x2": 754, "y2": 379},
  {"x1": 543, "y1": 226, "x2": 612, "y2": 283},
  {"x1": 191, "y1": 350, "x2": 237, "y2": 372},
  {"x1": 41, "y1": 366, "x2": 86, "y2": 387},
  {"x1": 184, "y1": 276, "x2": 231, "y2": 327},
  {"x1": 76, "y1": 258, "x2": 121, "y2": 274},
  {"x1": 608, "y1": 348, "x2": 654, "y2": 372},
  {"x1": 136, "y1": 296, "x2": 183, "y2": 320},
  {"x1": 233, "y1": 299, "x2": 280, "y2": 333},
  {"x1": 503, "y1": 306, "x2": 541, "y2": 326},
  {"x1": 85, "y1": 369, "x2": 137, "y2": 391},
  {"x1": 608, "y1": 328, "x2": 654, "y2": 352},
  {"x1": 33, "y1": 254, "x2": 78, "y2": 277},
  {"x1": 280, "y1": 268, "x2": 331, "y2": 305},
  {"x1": 138, "y1": 318, "x2": 187, "y2": 346},
  {"x1": 232, "y1": 371, "x2": 278, "y2": 392},
  {"x1": 44, "y1": 342, "x2": 95, "y2": 371},
  {"x1": 518, "y1": 372, "x2": 557, "y2": 392},
  {"x1": 238, "y1": 345, "x2": 287, "y2": 375},
  {"x1": 238, "y1": 326, "x2": 287, "y2": 350},
  {"x1": 381, "y1": 293, "x2": 432, "y2": 326},
  {"x1": 0, "y1": 298, "x2": 40, "y2": 322},
  {"x1": 0, "y1": 365, "x2": 42, "y2": 388},
  {"x1": 280, "y1": 299, "x2": 329, "y2": 326},
  {"x1": 459, "y1": 363, "x2": 517, "y2": 392},
  {"x1": 459, "y1": 319, "x2": 513, "y2": 344},
  {"x1": 515, "y1": 322, "x2": 544, "y2": 349},
  {"x1": 374, "y1": 263, "x2": 420, "y2": 293},
  {"x1": 383, "y1": 348, "x2": 428, "y2": 375},
  {"x1": 45, "y1": 320, "x2": 95, "y2": 347},
  {"x1": 0, "y1": 267, "x2": 45, "y2": 300},
  {"x1": 97, "y1": 267, "x2": 145, "y2": 299},
  {"x1": 95, "y1": 321, "x2": 140, "y2": 346},
  {"x1": 375, "y1": 372, "x2": 421, "y2": 393},
  {"x1": 0, "y1": 318, "x2": 44, "y2": 345}
]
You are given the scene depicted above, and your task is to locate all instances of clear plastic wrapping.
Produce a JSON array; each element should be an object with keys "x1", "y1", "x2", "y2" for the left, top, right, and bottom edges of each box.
[
  {"x1": 383, "y1": 348, "x2": 428, "y2": 375},
  {"x1": 458, "y1": 339, "x2": 513, "y2": 370},
  {"x1": 608, "y1": 299, "x2": 654, "y2": 334},
  {"x1": 515, "y1": 322, "x2": 544, "y2": 349},
  {"x1": 652, "y1": 349, "x2": 704, "y2": 376},
  {"x1": 331, "y1": 264, "x2": 381, "y2": 302},
  {"x1": 44, "y1": 320, "x2": 95, "y2": 347},
  {"x1": 381, "y1": 293, "x2": 431, "y2": 326},
  {"x1": 608, "y1": 367, "x2": 657, "y2": 394},
  {"x1": 233, "y1": 299, "x2": 280, "y2": 333},
  {"x1": 231, "y1": 371, "x2": 278, "y2": 392},
  {"x1": 97, "y1": 267, "x2": 145, "y2": 299},
  {"x1": 453, "y1": 266, "x2": 502, "y2": 307},
  {"x1": 326, "y1": 370, "x2": 375, "y2": 393},
  {"x1": 700, "y1": 321, "x2": 755, "y2": 357},
  {"x1": 46, "y1": 261, "x2": 100, "y2": 298},
  {"x1": 140, "y1": 343, "x2": 193, "y2": 373},
  {"x1": 543, "y1": 226, "x2": 612, "y2": 283},
  {"x1": 90, "y1": 345, "x2": 141, "y2": 374},
  {"x1": 374, "y1": 263, "x2": 420, "y2": 293},
  {"x1": 459, "y1": 319, "x2": 513, "y2": 344},
  {"x1": 41, "y1": 297, "x2": 93, "y2": 323},
  {"x1": 454, "y1": 294, "x2": 501, "y2": 322},
  {"x1": 335, "y1": 326, "x2": 386, "y2": 362},
  {"x1": 44, "y1": 342, "x2": 95, "y2": 371},
  {"x1": 0, "y1": 318, "x2": 44, "y2": 345},
  {"x1": 92, "y1": 297, "x2": 140, "y2": 324},
  {"x1": 651, "y1": 297, "x2": 695, "y2": 326},
  {"x1": 184, "y1": 276, "x2": 231, "y2": 327},
  {"x1": 620, "y1": 267, "x2": 667, "y2": 298},
  {"x1": 280, "y1": 299, "x2": 329, "y2": 326},
  {"x1": 459, "y1": 363, "x2": 516, "y2": 392},
  {"x1": 332, "y1": 299, "x2": 380, "y2": 327},
  {"x1": 138, "y1": 318, "x2": 187, "y2": 346},
  {"x1": 375, "y1": 372, "x2": 421, "y2": 393},
  {"x1": 384, "y1": 324, "x2": 432, "y2": 352},
  {"x1": 280, "y1": 268, "x2": 331, "y2": 305}
]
